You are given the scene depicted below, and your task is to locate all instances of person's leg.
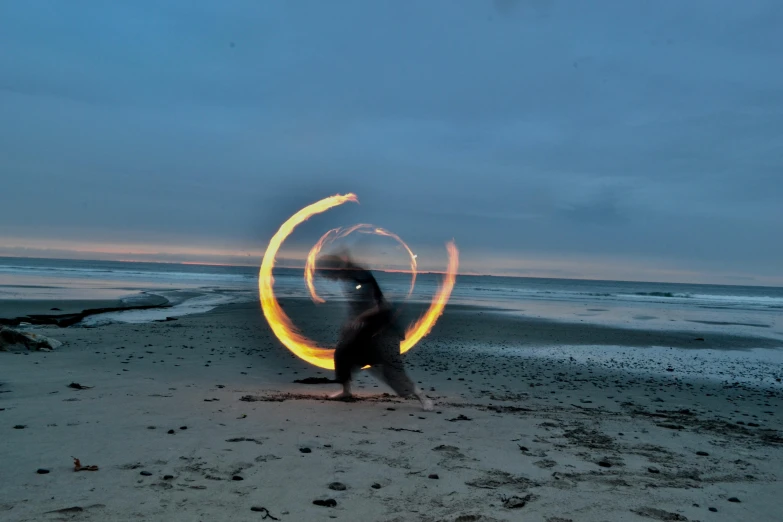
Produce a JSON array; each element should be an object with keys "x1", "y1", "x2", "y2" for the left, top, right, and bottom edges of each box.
[
  {"x1": 368, "y1": 348, "x2": 433, "y2": 411},
  {"x1": 331, "y1": 335, "x2": 356, "y2": 400}
]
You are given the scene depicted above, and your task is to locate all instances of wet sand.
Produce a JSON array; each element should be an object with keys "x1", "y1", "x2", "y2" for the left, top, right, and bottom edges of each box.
[{"x1": 1, "y1": 299, "x2": 782, "y2": 521}]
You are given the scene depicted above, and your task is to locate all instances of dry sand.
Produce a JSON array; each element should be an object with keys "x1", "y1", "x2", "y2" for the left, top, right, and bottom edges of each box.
[{"x1": 1, "y1": 299, "x2": 782, "y2": 521}]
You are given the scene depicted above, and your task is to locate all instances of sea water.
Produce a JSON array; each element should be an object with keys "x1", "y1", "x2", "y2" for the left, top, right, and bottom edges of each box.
[{"x1": 1, "y1": 257, "x2": 782, "y2": 336}]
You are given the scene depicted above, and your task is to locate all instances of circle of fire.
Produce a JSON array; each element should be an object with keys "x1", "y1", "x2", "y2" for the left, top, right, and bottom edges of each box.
[
  {"x1": 304, "y1": 224, "x2": 417, "y2": 304},
  {"x1": 258, "y1": 193, "x2": 459, "y2": 370}
]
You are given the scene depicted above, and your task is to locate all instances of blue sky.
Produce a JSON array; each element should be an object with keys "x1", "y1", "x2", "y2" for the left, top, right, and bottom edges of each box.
[{"x1": 1, "y1": 1, "x2": 781, "y2": 284}]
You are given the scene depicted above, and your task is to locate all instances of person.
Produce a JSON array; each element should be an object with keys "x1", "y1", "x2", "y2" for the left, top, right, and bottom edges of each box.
[{"x1": 317, "y1": 253, "x2": 433, "y2": 411}]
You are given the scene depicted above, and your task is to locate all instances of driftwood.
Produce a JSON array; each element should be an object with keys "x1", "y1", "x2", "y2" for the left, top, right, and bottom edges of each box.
[{"x1": 0, "y1": 326, "x2": 63, "y2": 351}]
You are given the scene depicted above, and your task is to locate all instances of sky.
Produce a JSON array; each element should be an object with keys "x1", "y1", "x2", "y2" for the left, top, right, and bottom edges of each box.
[{"x1": 1, "y1": 1, "x2": 781, "y2": 285}]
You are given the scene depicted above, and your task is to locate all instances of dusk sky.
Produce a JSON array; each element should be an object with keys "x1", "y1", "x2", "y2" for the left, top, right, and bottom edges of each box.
[{"x1": 1, "y1": 1, "x2": 781, "y2": 284}]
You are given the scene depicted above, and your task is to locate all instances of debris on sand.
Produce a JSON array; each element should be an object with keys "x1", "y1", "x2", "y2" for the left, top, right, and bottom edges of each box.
[
  {"x1": 73, "y1": 457, "x2": 98, "y2": 472},
  {"x1": 293, "y1": 377, "x2": 335, "y2": 384}
]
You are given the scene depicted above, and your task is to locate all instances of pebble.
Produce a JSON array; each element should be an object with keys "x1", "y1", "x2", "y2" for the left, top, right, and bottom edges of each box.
[
  {"x1": 140, "y1": 471, "x2": 152, "y2": 476},
  {"x1": 167, "y1": 429, "x2": 175, "y2": 434},
  {"x1": 232, "y1": 475, "x2": 244, "y2": 481},
  {"x1": 179, "y1": 426, "x2": 188, "y2": 430},
  {"x1": 328, "y1": 482, "x2": 347, "y2": 491},
  {"x1": 647, "y1": 467, "x2": 660, "y2": 474},
  {"x1": 13, "y1": 425, "x2": 27, "y2": 429},
  {"x1": 163, "y1": 475, "x2": 174, "y2": 480},
  {"x1": 597, "y1": 460, "x2": 612, "y2": 468},
  {"x1": 709, "y1": 507, "x2": 718, "y2": 512},
  {"x1": 727, "y1": 497, "x2": 740, "y2": 503},
  {"x1": 36, "y1": 468, "x2": 50, "y2": 474},
  {"x1": 696, "y1": 451, "x2": 709, "y2": 456},
  {"x1": 428, "y1": 473, "x2": 439, "y2": 479},
  {"x1": 299, "y1": 447, "x2": 312, "y2": 454},
  {"x1": 371, "y1": 483, "x2": 381, "y2": 489},
  {"x1": 313, "y1": 499, "x2": 337, "y2": 508}
]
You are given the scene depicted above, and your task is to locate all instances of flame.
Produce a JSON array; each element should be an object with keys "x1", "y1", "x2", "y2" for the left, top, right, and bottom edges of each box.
[
  {"x1": 401, "y1": 240, "x2": 459, "y2": 354},
  {"x1": 304, "y1": 224, "x2": 417, "y2": 304},
  {"x1": 259, "y1": 193, "x2": 459, "y2": 370},
  {"x1": 258, "y1": 193, "x2": 358, "y2": 368}
]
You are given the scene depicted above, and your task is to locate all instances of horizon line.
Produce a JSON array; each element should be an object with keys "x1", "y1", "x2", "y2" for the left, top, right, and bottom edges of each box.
[{"x1": 0, "y1": 253, "x2": 780, "y2": 289}]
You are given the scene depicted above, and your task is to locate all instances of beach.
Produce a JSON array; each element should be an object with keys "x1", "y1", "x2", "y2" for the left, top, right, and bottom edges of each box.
[{"x1": 2, "y1": 296, "x2": 782, "y2": 522}]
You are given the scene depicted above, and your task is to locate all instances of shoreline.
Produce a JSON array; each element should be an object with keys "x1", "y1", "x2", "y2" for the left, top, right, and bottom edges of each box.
[{"x1": 0, "y1": 294, "x2": 171, "y2": 327}]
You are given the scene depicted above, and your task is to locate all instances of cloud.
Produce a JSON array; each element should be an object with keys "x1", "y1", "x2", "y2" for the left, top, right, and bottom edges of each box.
[{"x1": 0, "y1": 1, "x2": 781, "y2": 284}]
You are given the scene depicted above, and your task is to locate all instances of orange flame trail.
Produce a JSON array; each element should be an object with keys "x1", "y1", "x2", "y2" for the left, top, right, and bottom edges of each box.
[
  {"x1": 304, "y1": 224, "x2": 417, "y2": 304},
  {"x1": 259, "y1": 193, "x2": 459, "y2": 370}
]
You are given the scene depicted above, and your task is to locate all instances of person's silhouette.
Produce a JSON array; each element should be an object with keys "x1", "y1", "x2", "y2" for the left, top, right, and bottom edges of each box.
[{"x1": 317, "y1": 253, "x2": 433, "y2": 411}]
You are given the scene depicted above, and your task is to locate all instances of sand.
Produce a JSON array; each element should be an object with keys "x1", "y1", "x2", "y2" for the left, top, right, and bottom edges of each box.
[{"x1": 1, "y1": 299, "x2": 782, "y2": 521}]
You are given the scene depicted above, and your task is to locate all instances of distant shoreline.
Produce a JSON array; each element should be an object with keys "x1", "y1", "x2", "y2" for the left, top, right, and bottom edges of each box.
[{"x1": 2, "y1": 254, "x2": 781, "y2": 288}]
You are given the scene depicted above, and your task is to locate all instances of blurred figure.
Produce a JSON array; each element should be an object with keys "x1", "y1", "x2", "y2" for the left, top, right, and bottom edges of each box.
[{"x1": 317, "y1": 252, "x2": 433, "y2": 411}]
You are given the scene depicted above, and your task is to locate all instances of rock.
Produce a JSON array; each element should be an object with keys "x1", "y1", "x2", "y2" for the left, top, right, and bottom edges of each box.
[
  {"x1": 68, "y1": 382, "x2": 93, "y2": 390},
  {"x1": 597, "y1": 459, "x2": 612, "y2": 468},
  {"x1": 163, "y1": 475, "x2": 174, "y2": 480},
  {"x1": 299, "y1": 447, "x2": 312, "y2": 453},
  {"x1": 179, "y1": 426, "x2": 187, "y2": 430},
  {"x1": 328, "y1": 482, "x2": 347, "y2": 491},
  {"x1": 371, "y1": 483, "x2": 381, "y2": 489},
  {"x1": 313, "y1": 499, "x2": 337, "y2": 508},
  {"x1": 167, "y1": 429, "x2": 175, "y2": 434},
  {"x1": 36, "y1": 468, "x2": 50, "y2": 474},
  {"x1": 428, "y1": 473, "x2": 439, "y2": 479},
  {"x1": 696, "y1": 451, "x2": 709, "y2": 456},
  {"x1": 727, "y1": 497, "x2": 740, "y2": 503},
  {"x1": 232, "y1": 475, "x2": 244, "y2": 481},
  {"x1": 140, "y1": 471, "x2": 152, "y2": 476},
  {"x1": 0, "y1": 326, "x2": 63, "y2": 351},
  {"x1": 631, "y1": 507, "x2": 688, "y2": 520},
  {"x1": 648, "y1": 467, "x2": 660, "y2": 474},
  {"x1": 13, "y1": 424, "x2": 27, "y2": 429},
  {"x1": 709, "y1": 507, "x2": 718, "y2": 512},
  {"x1": 503, "y1": 494, "x2": 533, "y2": 509}
]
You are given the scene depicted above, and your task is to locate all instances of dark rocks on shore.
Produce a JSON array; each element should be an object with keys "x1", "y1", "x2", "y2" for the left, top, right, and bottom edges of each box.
[{"x1": 0, "y1": 301, "x2": 171, "y2": 328}]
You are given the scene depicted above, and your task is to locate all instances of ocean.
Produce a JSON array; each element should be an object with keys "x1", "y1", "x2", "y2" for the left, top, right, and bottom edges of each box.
[{"x1": 1, "y1": 256, "x2": 782, "y2": 335}]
